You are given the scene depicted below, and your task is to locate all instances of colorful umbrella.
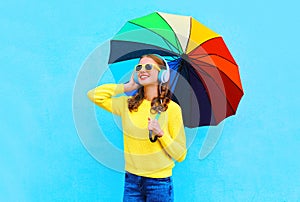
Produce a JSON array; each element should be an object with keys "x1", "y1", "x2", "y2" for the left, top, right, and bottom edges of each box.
[{"x1": 108, "y1": 12, "x2": 244, "y2": 127}]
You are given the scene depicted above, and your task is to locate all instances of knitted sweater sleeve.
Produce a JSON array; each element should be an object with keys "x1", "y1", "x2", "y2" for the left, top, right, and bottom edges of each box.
[
  {"x1": 87, "y1": 83, "x2": 125, "y2": 115},
  {"x1": 159, "y1": 103, "x2": 187, "y2": 162}
]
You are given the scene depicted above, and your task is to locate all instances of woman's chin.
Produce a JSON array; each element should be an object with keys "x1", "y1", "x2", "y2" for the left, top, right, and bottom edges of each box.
[{"x1": 140, "y1": 80, "x2": 158, "y2": 86}]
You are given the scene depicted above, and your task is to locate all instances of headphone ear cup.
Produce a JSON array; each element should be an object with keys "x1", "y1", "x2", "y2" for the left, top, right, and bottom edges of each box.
[
  {"x1": 158, "y1": 70, "x2": 164, "y2": 83},
  {"x1": 163, "y1": 68, "x2": 170, "y2": 83},
  {"x1": 161, "y1": 59, "x2": 170, "y2": 83},
  {"x1": 158, "y1": 70, "x2": 167, "y2": 83},
  {"x1": 133, "y1": 72, "x2": 140, "y2": 85}
]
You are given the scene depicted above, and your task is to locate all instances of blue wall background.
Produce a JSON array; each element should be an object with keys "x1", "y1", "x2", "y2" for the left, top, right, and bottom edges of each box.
[{"x1": 1, "y1": 0, "x2": 300, "y2": 201}]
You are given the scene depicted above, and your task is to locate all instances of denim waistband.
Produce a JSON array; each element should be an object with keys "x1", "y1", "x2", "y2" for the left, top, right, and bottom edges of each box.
[{"x1": 125, "y1": 171, "x2": 171, "y2": 180}]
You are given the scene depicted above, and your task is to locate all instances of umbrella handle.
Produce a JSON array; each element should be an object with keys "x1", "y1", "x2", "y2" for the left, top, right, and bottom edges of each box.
[
  {"x1": 149, "y1": 130, "x2": 158, "y2": 142},
  {"x1": 149, "y1": 112, "x2": 161, "y2": 143}
]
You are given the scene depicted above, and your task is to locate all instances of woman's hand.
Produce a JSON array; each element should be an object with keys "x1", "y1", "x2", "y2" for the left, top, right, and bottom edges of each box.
[
  {"x1": 148, "y1": 117, "x2": 164, "y2": 137},
  {"x1": 124, "y1": 72, "x2": 140, "y2": 92}
]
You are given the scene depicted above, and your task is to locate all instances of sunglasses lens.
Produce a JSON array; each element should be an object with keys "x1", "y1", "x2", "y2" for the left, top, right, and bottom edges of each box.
[
  {"x1": 135, "y1": 64, "x2": 157, "y2": 71},
  {"x1": 135, "y1": 65, "x2": 142, "y2": 71},
  {"x1": 145, "y1": 64, "x2": 153, "y2": 70}
]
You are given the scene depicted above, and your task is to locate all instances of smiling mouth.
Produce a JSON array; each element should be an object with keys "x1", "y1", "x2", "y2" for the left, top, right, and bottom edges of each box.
[{"x1": 140, "y1": 75, "x2": 149, "y2": 79}]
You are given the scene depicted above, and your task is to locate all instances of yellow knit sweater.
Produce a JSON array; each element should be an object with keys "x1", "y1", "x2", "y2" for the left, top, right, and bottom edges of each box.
[{"x1": 87, "y1": 84, "x2": 186, "y2": 178}]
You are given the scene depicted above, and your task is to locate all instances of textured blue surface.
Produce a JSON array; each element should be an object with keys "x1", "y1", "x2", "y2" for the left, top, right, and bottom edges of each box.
[{"x1": 1, "y1": 0, "x2": 300, "y2": 201}]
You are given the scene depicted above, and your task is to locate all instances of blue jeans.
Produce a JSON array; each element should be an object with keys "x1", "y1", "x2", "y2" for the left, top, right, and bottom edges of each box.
[{"x1": 123, "y1": 172, "x2": 174, "y2": 202}]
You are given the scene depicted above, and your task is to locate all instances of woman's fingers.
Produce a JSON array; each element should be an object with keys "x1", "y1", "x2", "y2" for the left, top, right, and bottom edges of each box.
[{"x1": 148, "y1": 118, "x2": 162, "y2": 136}]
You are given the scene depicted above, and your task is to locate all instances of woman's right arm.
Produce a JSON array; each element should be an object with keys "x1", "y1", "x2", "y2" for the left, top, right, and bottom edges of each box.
[
  {"x1": 87, "y1": 84, "x2": 125, "y2": 115},
  {"x1": 87, "y1": 74, "x2": 140, "y2": 114}
]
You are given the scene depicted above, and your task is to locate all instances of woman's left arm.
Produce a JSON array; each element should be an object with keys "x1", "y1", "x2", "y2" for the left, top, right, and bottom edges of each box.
[{"x1": 158, "y1": 104, "x2": 187, "y2": 162}]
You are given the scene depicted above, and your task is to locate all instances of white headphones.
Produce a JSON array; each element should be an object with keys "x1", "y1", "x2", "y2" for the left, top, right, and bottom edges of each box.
[
  {"x1": 134, "y1": 54, "x2": 170, "y2": 85},
  {"x1": 157, "y1": 56, "x2": 170, "y2": 84}
]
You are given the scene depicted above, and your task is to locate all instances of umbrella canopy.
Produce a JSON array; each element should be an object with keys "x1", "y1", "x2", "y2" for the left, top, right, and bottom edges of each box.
[{"x1": 108, "y1": 12, "x2": 244, "y2": 128}]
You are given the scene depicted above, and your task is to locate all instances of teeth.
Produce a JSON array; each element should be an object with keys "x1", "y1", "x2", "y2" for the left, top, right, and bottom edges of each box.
[{"x1": 140, "y1": 75, "x2": 149, "y2": 79}]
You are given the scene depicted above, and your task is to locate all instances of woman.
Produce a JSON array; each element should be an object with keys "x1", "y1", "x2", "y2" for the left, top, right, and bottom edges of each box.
[{"x1": 87, "y1": 54, "x2": 186, "y2": 202}]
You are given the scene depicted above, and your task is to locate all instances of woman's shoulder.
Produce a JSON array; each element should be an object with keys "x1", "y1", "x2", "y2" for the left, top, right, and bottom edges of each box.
[{"x1": 168, "y1": 100, "x2": 182, "y2": 111}]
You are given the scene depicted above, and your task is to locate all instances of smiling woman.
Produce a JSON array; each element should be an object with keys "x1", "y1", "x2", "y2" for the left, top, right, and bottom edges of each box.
[
  {"x1": 129, "y1": 55, "x2": 171, "y2": 114},
  {"x1": 87, "y1": 54, "x2": 186, "y2": 202}
]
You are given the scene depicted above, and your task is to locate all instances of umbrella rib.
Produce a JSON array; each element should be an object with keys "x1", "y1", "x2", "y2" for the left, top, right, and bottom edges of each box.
[
  {"x1": 189, "y1": 56, "x2": 218, "y2": 70},
  {"x1": 191, "y1": 53, "x2": 237, "y2": 66},
  {"x1": 190, "y1": 64, "x2": 238, "y2": 119},
  {"x1": 184, "y1": 61, "x2": 218, "y2": 123},
  {"x1": 127, "y1": 21, "x2": 181, "y2": 54},
  {"x1": 183, "y1": 16, "x2": 192, "y2": 53},
  {"x1": 188, "y1": 59, "x2": 243, "y2": 112},
  {"x1": 165, "y1": 55, "x2": 180, "y2": 62},
  {"x1": 189, "y1": 55, "x2": 244, "y2": 92},
  {"x1": 161, "y1": 37, "x2": 180, "y2": 54},
  {"x1": 156, "y1": 12, "x2": 184, "y2": 54},
  {"x1": 189, "y1": 37, "x2": 237, "y2": 66},
  {"x1": 168, "y1": 59, "x2": 181, "y2": 90}
]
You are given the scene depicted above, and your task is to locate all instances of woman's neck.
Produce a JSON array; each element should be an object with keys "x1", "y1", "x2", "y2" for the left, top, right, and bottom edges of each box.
[{"x1": 143, "y1": 84, "x2": 158, "y2": 101}]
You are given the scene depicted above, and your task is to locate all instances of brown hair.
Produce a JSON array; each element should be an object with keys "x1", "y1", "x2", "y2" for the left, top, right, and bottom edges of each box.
[{"x1": 128, "y1": 54, "x2": 172, "y2": 114}]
